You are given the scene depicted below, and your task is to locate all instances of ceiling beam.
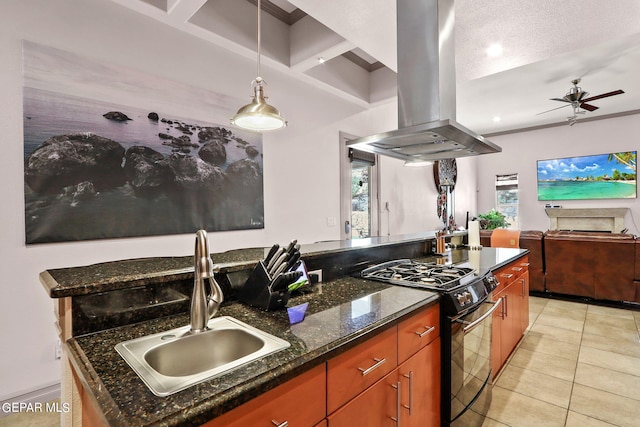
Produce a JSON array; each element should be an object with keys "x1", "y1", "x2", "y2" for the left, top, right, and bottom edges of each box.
[
  {"x1": 290, "y1": 16, "x2": 354, "y2": 72},
  {"x1": 166, "y1": 0, "x2": 208, "y2": 24}
]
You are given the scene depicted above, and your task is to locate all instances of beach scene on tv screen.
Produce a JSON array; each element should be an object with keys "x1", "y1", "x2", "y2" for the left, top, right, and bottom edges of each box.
[{"x1": 537, "y1": 152, "x2": 637, "y2": 201}]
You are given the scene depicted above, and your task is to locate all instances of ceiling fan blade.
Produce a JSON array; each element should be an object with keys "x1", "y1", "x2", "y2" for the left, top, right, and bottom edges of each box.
[
  {"x1": 550, "y1": 97, "x2": 571, "y2": 103},
  {"x1": 582, "y1": 90, "x2": 624, "y2": 102},
  {"x1": 536, "y1": 104, "x2": 570, "y2": 115},
  {"x1": 579, "y1": 103, "x2": 599, "y2": 112}
]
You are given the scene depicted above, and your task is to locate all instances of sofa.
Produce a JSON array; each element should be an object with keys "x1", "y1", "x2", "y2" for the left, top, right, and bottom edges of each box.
[
  {"x1": 636, "y1": 239, "x2": 640, "y2": 302},
  {"x1": 544, "y1": 230, "x2": 637, "y2": 302},
  {"x1": 481, "y1": 229, "x2": 639, "y2": 303}
]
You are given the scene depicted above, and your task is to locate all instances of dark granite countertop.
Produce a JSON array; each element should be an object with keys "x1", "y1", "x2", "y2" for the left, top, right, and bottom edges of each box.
[
  {"x1": 40, "y1": 231, "x2": 469, "y2": 298},
  {"x1": 67, "y1": 276, "x2": 440, "y2": 427}
]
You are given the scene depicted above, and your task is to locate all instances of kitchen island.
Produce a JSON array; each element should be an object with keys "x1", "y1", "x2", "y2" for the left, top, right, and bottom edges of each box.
[{"x1": 41, "y1": 234, "x2": 528, "y2": 426}]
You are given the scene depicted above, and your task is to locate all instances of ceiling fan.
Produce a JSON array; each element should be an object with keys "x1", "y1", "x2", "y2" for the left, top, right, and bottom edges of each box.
[{"x1": 538, "y1": 78, "x2": 625, "y2": 126}]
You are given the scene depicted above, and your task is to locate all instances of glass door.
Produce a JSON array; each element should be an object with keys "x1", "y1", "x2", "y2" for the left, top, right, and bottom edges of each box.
[
  {"x1": 339, "y1": 132, "x2": 379, "y2": 240},
  {"x1": 350, "y1": 160, "x2": 373, "y2": 238}
]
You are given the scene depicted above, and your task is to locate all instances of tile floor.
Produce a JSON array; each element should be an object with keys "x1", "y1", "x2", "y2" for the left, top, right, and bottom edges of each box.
[
  {"x1": 484, "y1": 296, "x2": 640, "y2": 427},
  {"x1": 2, "y1": 297, "x2": 638, "y2": 427}
]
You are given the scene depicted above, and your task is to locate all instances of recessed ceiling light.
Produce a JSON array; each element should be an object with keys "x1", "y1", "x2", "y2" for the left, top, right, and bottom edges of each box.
[
  {"x1": 493, "y1": 116, "x2": 501, "y2": 123},
  {"x1": 317, "y1": 57, "x2": 326, "y2": 64},
  {"x1": 486, "y1": 44, "x2": 503, "y2": 57}
]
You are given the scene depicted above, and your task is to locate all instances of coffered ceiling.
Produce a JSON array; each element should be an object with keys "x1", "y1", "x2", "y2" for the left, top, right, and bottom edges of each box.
[{"x1": 109, "y1": 0, "x2": 640, "y2": 134}]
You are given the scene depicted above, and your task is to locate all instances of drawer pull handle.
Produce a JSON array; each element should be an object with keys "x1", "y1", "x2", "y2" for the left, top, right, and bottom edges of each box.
[
  {"x1": 500, "y1": 273, "x2": 513, "y2": 279},
  {"x1": 403, "y1": 371, "x2": 413, "y2": 414},
  {"x1": 271, "y1": 420, "x2": 288, "y2": 427},
  {"x1": 390, "y1": 381, "x2": 401, "y2": 424},
  {"x1": 520, "y1": 262, "x2": 530, "y2": 267},
  {"x1": 415, "y1": 325, "x2": 436, "y2": 338},
  {"x1": 358, "y1": 357, "x2": 386, "y2": 376},
  {"x1": 511, "y1": 267, "x2": 523, "y2": 271},
  {"x1": 504, "y1": 294, "x2": 508, "y2": 317}
]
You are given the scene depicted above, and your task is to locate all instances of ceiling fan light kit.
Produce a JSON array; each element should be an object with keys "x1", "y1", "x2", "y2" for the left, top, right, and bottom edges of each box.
[
  {"x1": 538, "y1": 78, "x2": 624, "y2": 126},
  {"x1": 231, "y1": 0, "x2": 287, "y2": 132}
]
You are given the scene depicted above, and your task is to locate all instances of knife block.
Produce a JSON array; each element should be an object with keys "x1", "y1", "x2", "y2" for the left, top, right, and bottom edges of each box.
[{"x1": 236, "y1": 261, "x2": 291, "y2": 311}]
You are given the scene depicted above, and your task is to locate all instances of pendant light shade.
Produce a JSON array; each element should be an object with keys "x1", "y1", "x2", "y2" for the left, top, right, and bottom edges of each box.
[
  {"x1": 231, "y1": 77, "x2": 287, "y2": 131},
  {"x1": 231, "y1": 0, "x2": 286, "y2": 132}
]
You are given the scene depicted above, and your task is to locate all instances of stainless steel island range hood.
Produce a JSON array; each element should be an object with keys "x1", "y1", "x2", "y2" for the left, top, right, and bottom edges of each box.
[{"x1": 347, "y1": 0, "x2": 501, "y2": 162}]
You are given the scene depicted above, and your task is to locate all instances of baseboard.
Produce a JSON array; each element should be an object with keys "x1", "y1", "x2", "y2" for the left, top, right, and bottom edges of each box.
[
  {"x1": 0, "y1": 383, "x2": 61, "y2": 418},
  {"x1": 530, "y1": 290, "x2": 640, "y2": 311}
]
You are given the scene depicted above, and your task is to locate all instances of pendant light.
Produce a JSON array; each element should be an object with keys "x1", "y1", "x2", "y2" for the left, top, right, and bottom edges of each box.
[{"x1": 230, "y1": 0, "x2": 287, "y2": 131}]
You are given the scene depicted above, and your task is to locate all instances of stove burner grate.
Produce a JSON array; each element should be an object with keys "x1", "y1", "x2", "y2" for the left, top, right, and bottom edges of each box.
[{"x1": 361, "y1": 259, "x2": 475, "y2": 289}]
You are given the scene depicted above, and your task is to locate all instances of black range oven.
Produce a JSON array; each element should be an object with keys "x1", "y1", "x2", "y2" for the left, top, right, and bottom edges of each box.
[{"x1": 361, "y1": 259, "x2": 500, "y2": 427}]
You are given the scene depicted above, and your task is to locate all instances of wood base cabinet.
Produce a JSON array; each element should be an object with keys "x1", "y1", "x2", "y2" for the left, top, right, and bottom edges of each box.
[
  {"x1": 398, "y1": 337, "x2": 441, "y2": 427},
  {"x1": 328, "y1": 305, "x2": 441, "y2": 427},
  {"x1": 491, "y1": 257, "x2": 530, "y2": 381},
  {"x1": 328, "y1": 338, "x2": 441, "y2": 427}
]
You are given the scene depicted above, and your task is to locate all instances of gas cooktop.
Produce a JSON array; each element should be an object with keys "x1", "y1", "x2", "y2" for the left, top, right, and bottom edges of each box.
[
  {"x1": 360, "y1": 259, "x2": 475, "y2": 291},
  {"x1": 361, "y1": 259, "x2": 498, "y2": 315}
]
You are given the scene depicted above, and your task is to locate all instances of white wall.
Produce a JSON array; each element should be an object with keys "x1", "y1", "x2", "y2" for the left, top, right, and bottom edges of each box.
[
  {"x1": 476, "y1": 114, "x2": 640, "y2": 234},
  {"x1": 0, "y1": 0, "x2": 462, "y2": 400}
]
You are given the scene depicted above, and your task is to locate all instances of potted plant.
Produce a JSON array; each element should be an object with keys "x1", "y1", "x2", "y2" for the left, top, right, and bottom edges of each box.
[{"x1": 475, "y1": 209, "x2": 510, "y2": 230}]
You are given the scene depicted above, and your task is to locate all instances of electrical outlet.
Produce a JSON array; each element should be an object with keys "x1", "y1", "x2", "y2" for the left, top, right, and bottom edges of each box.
[
  {"x1": 327, "y1": 216, "x2": 337, "y2": 227},
  {"x1": 307, "y1": 269, "x2": 323, "y2": 283},
  {"x1": 55, "y1": 339, "x2": 62, "y2": 360}
]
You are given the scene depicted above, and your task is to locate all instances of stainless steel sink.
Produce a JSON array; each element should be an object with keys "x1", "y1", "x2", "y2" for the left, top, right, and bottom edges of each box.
[{"x1": 115, "y1": 316, "x2": 290, "y2": 396}]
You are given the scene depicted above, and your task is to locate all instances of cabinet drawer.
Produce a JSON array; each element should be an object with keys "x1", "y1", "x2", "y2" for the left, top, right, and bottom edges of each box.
[
  {"x1": 203, "y1": 364, "x2": 326, "y2": 427},
  {"x1": 328, "y1": 370, "x2": 399, "y2": 427},
  {"x1": 398, "y1": 304, "x2": 440, "y2": 363},
  {"x1": 327, "y1": 326, "x2": 397, "y2": 413},
  {"x1": 493, "y1": 266, "x2": 517, "y2": 292},
  {"x1": 509, "y1": 255, "x2": 529, "y2": 278}
]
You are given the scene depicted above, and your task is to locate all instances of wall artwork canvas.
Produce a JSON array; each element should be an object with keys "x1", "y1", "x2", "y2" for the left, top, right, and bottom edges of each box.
[
  {"x1": 537, "y1": 151, "x2": 637, "y2": 201},
  {"x1": 23, "y1": 41, "x2": 264, "y2": 244}
]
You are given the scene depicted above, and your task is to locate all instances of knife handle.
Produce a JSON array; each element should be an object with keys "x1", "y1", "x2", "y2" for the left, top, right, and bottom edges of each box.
[
  {"x1": 264, "y1": 244, "x2": 279, "y2": 265},
  {"x1": 269, "y1": 252, "x2": 289, "y2": 276},
  {"x1": 271, "y1": 259, "x2": 289, "y2": 277},
  {"x1": 283, "y1": 251, "x2": 301, "y2": 273},
  {"x1": 270, "y1": 273, "x2": 287, "y2": 292},
  {"x1": 284, "y1": 239, "x2": 297, "y2": 255},
  {"x1": 266, "y1": 248, "x2": 284, "y2": 270}
]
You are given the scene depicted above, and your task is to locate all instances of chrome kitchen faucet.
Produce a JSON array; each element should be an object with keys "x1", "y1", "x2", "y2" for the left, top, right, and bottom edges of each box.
[{"x1": 190, "y1": 230, "x2": 224, "y2": 333}]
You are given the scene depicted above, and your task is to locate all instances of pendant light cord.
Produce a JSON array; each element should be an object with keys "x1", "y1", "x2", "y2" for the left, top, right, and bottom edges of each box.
[{"x1": 256, "y1": 0, "x2": 261, "y2": 79}]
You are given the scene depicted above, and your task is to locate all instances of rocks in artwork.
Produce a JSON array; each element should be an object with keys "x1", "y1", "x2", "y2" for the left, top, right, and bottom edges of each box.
[{"x1": 25, "y1": 112, "x2": 263, "y2": 210}]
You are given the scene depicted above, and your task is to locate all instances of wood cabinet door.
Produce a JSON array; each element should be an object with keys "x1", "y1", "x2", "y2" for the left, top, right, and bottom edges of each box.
[
  {"x1": 327, "y1": 326, "x2": 398, "y2": 413},
  {"x1": 399, "y1": 337, "x2": 441, "y2": 427},
  {"x1": 491, "y1": 291, "x2": 505, "y2": 381},
  {"x1": 517, "y1": 271, "x2": 530, "y2": 335},
  {"x1": 501, "y1": 281, "x2": 520, "y2": 362},
  {"x1": 328, "y1": 370, "x2": 399, "y2": 427},
  {"x1": 203, "y1": 364, "x2": 326, "y2": 427}
]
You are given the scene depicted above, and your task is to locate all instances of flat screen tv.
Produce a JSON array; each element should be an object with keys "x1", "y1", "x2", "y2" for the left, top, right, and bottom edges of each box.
[{"x1": 537, "y1": 151, "x2": 637, "y2": 201}]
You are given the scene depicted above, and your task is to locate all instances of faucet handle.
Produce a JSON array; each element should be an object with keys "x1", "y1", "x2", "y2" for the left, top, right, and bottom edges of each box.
[{"x1": 207, "y1": 276, "x2": 224, "y2": 319}]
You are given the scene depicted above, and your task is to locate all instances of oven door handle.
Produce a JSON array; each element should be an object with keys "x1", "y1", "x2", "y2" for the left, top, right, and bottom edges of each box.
[{"x1": 459, "y1": 299, "x2": 502, "y2": 335}]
